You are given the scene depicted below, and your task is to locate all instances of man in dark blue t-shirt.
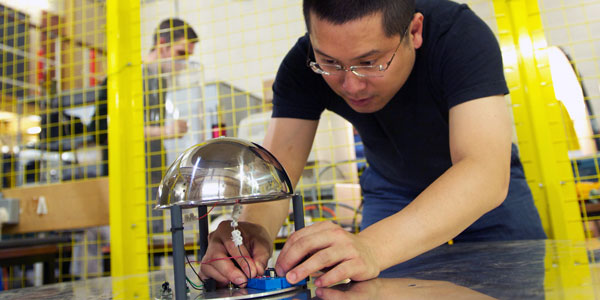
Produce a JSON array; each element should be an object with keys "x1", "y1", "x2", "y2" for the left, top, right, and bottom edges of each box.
[{"x1": 201, "y1": 0, "x2": 546, "y2": 288}]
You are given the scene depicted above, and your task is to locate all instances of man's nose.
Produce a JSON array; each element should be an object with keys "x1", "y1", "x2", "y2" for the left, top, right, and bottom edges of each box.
[{"x1": 341, "y1": 71, "x2": 367, "y2": 94}]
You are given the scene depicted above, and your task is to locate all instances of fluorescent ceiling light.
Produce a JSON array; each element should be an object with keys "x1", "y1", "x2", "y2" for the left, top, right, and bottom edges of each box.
[{"x1": 26, "y1": 126, "x2": 41, "y2": 135}]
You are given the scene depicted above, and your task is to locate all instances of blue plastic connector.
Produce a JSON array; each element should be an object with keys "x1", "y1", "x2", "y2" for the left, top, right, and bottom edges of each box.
[{"x1": 247, "y1": 277, "x2": 307, "y2": 290}]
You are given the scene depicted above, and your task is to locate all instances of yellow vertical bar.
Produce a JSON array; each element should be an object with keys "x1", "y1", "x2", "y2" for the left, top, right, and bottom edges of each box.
[
  {"x1": 492, "y1": 2, "x2": 593, "y2": 298},
  {"x1": 543, "y1": 240, "x2": 596, "y2": 299},
  {"x1": 106, "y1": 0, "x2": 148, "y2": 281},
  {"x1": 492, "y1": 0, "x2": 584, "y2": 241}
]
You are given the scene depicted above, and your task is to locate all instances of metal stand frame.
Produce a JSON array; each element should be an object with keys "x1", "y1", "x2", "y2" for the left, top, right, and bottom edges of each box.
[
  {"x1": 169, "y1": 195, "x2": 305, "y2": 299},
  {"x1": 170, "y1": 205, "x2": 187, "y2": 300}
]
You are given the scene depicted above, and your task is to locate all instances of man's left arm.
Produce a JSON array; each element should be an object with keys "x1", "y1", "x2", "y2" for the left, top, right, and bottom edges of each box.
[
  {"x1": 276, "y1": 95, "x2": 512, "y2": 287},
  {"x1": 365, "y1": 93, "x2": 512, "y2": 267}
]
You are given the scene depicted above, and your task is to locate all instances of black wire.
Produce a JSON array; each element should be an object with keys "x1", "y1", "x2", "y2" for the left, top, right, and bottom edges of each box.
[
  {"x1": 237, "y1": 245, "x2": 252, "y2": 280},
  {"x1": 185, "y1": 253, "x2": 206, "y2": 286}
]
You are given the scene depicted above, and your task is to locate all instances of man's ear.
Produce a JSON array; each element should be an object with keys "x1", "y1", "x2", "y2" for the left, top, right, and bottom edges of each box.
[{"x1": 409, "y1": 13, "x2": 424, "y2": 49}]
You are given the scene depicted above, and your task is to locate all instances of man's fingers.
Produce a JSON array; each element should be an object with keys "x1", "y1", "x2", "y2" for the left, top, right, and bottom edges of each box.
[
  {"x1": 277, "y1": 234, "x2": 318, "y2": 278},
  {"x1": 277, "y1": 226, "x2": 339, "y2": 275},
  {"x1": 232, "y1": 244, "x2": 255, "y2": 279},
  {"x1": 199, "y1": 263, "x2": 230, "y2": 284},
  {"x1": 314, "y1": 260, "x2": 354, "y2": 287},
  {"x1": 286, "y1": 245, "x2": 342, "y2": 284},
  {"x1": 222, "y1": 241, "x2": 254, "y2": 277},
  {"x1": 202, "y1": 242, "x2": 251, "y2": 285},
  {"x1": 251, "y1": 246, "x2": 270, "y2": 276},
  {"x1": 203, "y1": 257, "x2": 250, "y2": 286},
  {"x1": 203, "y1": 220, "x2": 274, "y2": 284},
  {"x1": 276, "y1": 222, "x2": 335, "y2": 276}
]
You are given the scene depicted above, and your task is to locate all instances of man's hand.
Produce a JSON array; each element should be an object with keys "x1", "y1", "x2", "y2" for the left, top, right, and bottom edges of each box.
[
  {"x1": 165, "y1": 119, "x2": 188, "y2": 138},
  {"x1": 200, "y1": 221, "x2": 272, "y2": 286},
  {"x1": 275, "y1": 221, "x2": 380, "y2": 287}
]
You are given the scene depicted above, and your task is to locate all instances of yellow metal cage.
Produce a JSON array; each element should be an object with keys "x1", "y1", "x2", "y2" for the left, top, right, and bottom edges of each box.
[
  {"x1": 0, "y1": 0, "x2": 110, "y2": 289},
  {"x1": 0, "y1": 0, "x2": 598, "y2": 296}
]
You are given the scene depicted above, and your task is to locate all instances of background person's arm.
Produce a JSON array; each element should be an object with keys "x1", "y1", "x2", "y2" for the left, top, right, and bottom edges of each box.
[{"x1": 143, "y1": 119, "x2": 188, "y2": 138}]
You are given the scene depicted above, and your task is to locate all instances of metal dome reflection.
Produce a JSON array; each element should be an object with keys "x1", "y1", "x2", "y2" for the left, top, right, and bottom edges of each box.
[{"x1": 155, "y1": 137, "x2": 293, "y2": 209}]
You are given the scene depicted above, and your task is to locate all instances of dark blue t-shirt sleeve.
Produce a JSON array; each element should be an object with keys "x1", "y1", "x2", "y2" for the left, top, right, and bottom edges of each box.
[
  {"x1": 435, "y1": 7, "x2": 509, "y2": 108},
  {"x1": 272, "y1": 35, "x2": 326, "y2": 120}
]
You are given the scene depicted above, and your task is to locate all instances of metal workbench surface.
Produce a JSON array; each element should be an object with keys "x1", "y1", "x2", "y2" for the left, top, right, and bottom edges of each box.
[{"x1": 0, "y1": 239, "x2": 598, "y2": 299}]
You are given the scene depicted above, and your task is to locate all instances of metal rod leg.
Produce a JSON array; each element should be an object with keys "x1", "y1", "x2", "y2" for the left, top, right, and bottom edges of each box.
[
  {"x1": 198, "y1": 205, "x2": 209, "y2": 259},
  {"x1": 292, "y1": 194, "x2": 305, "y2": 231},
  {"x1": 197, "y1": 205, "x2": 217, "y2": 292},
  {"x1": 292, "y1": 194, "x2": 309, "y2": 285},
  {"x1": 170, "y1": 205, "x2": 186, "y2": 300}
]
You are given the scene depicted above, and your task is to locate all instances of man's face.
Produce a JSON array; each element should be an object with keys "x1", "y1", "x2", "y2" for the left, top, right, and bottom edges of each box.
[
  {"x1": 160, "y1": 38, "x2": 196, "y2": 59},
  {"x1": 157, "y1": 38, "x2": 196, "y2": 72},
  {"x1": 309, "y1": 12, "x2": 421, "y2": 113}
]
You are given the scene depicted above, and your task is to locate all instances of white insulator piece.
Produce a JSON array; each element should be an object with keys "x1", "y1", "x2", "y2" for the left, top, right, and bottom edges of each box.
[
  {"x1": 231, "y1": 203, "x2": 244, "y2": 246},
  {"x1": 231, "y1": 203, "x2": 243, "y2": 222},
  {"x1": 231, "y1": 229, "x2": 243, "y2": 246}
]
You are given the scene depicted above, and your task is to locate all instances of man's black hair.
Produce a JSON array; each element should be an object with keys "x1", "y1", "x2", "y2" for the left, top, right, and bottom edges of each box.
[
  {"x1": 152, "y1": 18, "x2": 198, "y2": 47},
  {"x1": 303, "y1": 0, "x2": 415, "y2": 37}
]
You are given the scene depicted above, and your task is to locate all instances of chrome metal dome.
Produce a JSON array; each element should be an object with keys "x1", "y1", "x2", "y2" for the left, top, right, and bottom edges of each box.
[{"x1": 154, "y1": 137, "x2": 293, "y2": 209}]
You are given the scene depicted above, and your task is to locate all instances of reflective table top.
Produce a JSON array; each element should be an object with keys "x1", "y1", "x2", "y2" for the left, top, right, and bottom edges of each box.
[{"x1": 0, "y1": 239, "x2": 598, "y2": 299}]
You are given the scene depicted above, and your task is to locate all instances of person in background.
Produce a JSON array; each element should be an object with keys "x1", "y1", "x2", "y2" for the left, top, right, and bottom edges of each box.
[
  {"x1": 71, "y1": 18, "x2": 199, "y2": 278},
  {"x1": 141, "y1": 18, "x2": 197, "y2": 236},
  {"x1": 200, "y1": 0, "x2": 546, "y2": 288}
]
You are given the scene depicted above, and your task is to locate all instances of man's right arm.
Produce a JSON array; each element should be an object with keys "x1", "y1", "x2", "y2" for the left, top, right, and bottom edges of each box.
[
  {"x1": 200, "y1": 117, "x2": 318, "y2": 285},
  {"x1": 240, "y1": 117, "x2": 319, "y2": 240}
]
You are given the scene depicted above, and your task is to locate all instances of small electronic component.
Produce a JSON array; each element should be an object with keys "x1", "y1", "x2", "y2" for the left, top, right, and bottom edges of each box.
[
  {"x1": 160, "y1": 281, "x2": 172, "y2": 297},
  {"x1": 204, "y1": 278, "x2": 217, "y2": 292},
  {"x1": 264, "y1": 268, "x2": 276, "y2": 278}
]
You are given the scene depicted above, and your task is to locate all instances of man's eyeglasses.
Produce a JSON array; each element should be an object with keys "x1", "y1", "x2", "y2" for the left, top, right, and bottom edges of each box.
[{"x1": 306, "y1": 26, "x2": 409, "y2": 78}]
